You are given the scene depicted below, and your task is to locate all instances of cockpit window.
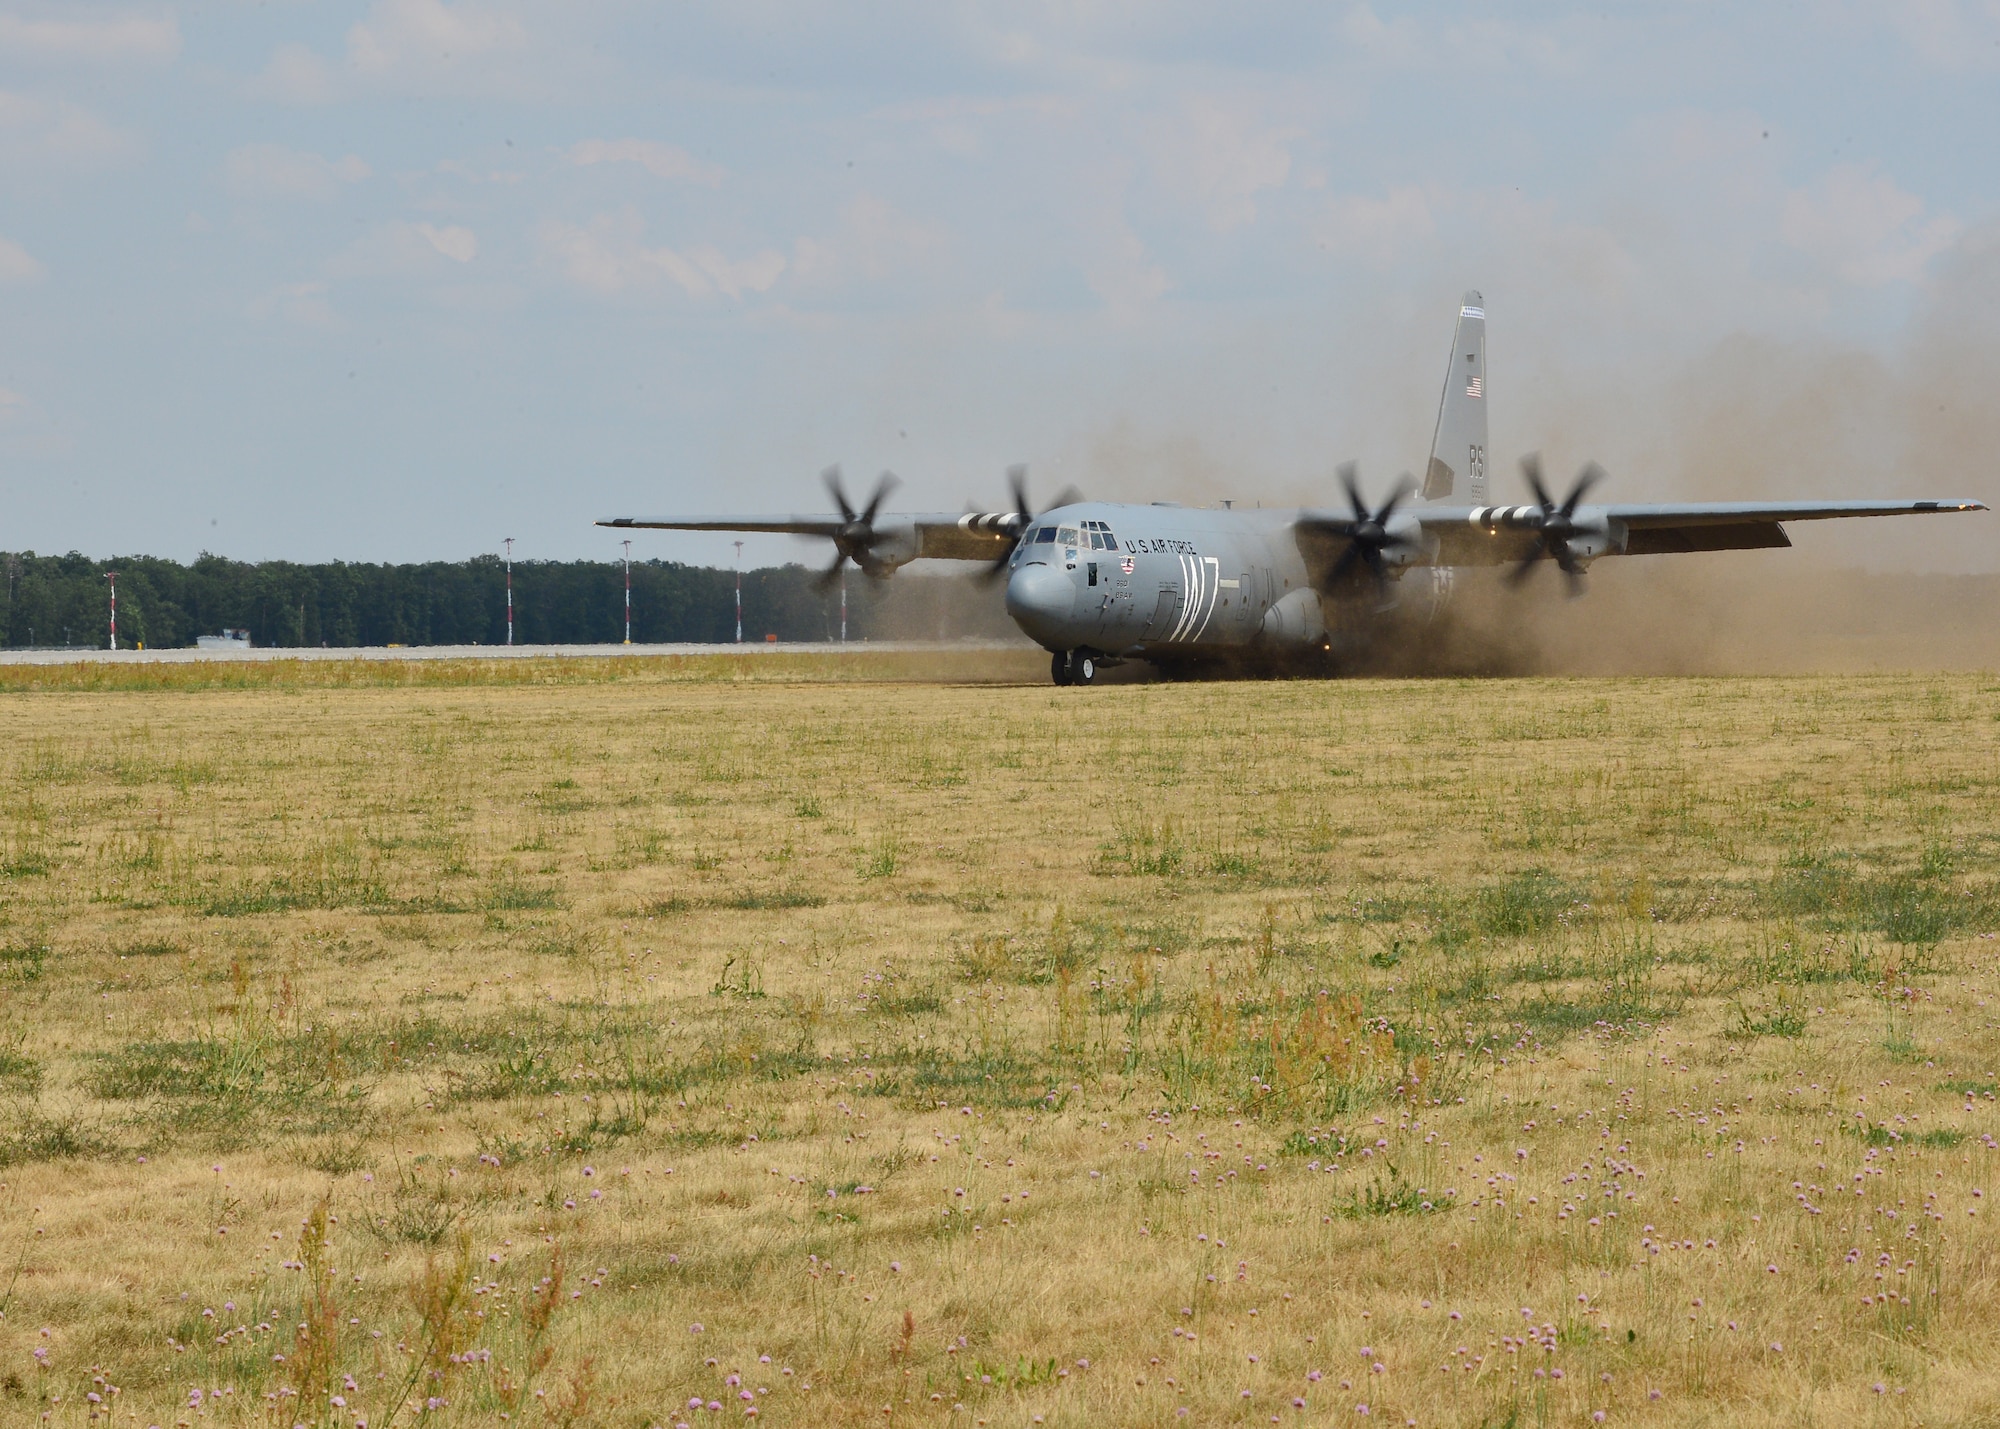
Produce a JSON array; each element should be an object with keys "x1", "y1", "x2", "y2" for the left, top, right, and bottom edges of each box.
[
  {"x1": 1057, "y1": 527, "x2": 1079, "y2": 546},
  {"x1": 1031, "y1": 526, "x2": 1056, "y2": 544}
]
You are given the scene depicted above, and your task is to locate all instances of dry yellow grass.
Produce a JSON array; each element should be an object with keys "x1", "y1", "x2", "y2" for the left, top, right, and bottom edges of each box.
[{"x1": 2, "y1": 659, "x2": 1999, "y2": 1429}]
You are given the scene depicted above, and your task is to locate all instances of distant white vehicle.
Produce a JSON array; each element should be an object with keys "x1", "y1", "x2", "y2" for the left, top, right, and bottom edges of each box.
[{"x1": 195, "y1": 629, "x2": 252, "y2": 650}]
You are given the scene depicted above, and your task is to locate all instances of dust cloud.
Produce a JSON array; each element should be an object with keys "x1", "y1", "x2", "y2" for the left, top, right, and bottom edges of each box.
[
  {"x1": 1038, "y1": 223, "x2": 2000, "y2": 676},
  {"x1": 852, "y1": 570, "x2": 1022, "y2": 643},
  {"x1": 861, "y1": 557, "x2": 2000, "y2": 678},
  {"x1": 1354, "y1": 558, "x2": 2000, "y2": 677}
]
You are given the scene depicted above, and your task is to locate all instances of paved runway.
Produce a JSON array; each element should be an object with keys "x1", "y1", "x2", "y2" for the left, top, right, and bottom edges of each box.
[{"x1": 0, "y1": 640, "x2": 1026, "y2": 665}]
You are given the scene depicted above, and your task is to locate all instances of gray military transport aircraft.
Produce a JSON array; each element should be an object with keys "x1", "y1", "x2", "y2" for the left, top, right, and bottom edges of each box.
[{"x1": 602, "y1": 293, "x2": 1985, "y2": 684}]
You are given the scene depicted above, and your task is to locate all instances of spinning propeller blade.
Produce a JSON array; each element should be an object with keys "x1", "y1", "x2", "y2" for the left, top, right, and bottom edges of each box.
[
  {"x1": 1324, "y1": 462, "x2": 1416, "y2": 592},
  {"x1": 814, "y1": 465, "x2": 900, "y2": 592},
  {"x1": 1507, "y1": 454, "x2": 1604, "y2": 595}
]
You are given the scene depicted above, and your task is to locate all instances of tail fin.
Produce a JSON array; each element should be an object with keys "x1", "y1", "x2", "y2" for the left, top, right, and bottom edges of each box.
[{"x1": 1422, "y1": 291, "x2": 1488, "y2": 502}]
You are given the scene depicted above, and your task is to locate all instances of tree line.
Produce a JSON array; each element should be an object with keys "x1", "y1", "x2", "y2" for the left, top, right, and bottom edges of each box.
[{"x1": 0, "y1": 551, "x2": 1015, "y2": 649}]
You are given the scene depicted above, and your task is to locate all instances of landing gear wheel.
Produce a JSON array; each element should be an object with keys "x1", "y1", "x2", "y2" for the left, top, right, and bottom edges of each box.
[
  {"x1": 1073, "y1": 654, "x2": 1099, "y2": 686},
  {"x1": 1051, "y1": 650, "x2": 1072, "y2": 686}
]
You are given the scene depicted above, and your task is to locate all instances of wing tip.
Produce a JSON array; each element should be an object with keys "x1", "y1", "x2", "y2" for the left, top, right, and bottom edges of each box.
[{"x1": 597, "y1": 518, "x2": 635, "y2": 528}]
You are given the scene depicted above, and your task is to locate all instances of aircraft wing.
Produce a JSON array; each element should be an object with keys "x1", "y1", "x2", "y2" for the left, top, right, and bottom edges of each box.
[
  {"x1": 601, "y1": 514, "x2": 848, "y2": 537},
  {"x1": 598, "y1": 512, "x2": 1021, "y2": 562},
  {"x1": 1413, "y1": 497, "x2": 1986, "y2": 564},
  {"x1": 1601, "y1": 498, "x2": 1987, "y2": 555}
]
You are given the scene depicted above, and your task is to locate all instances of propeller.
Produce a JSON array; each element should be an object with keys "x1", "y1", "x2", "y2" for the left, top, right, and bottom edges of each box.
[
  {"x1": 1505, "y1": 454, "x2": 1604, "y2": 597},
  {"x1": 977, "y1": 465, "x2": 1083, "y2": 584},
  {"x1": 1322, "y1": 461, "x2": 1417, "y2": 591},
  {"x1": 815, "y1": 465, "x2": 900, "y2": 592}
]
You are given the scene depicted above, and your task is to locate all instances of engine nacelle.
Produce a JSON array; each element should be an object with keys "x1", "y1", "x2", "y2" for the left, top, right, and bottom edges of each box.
[
  {"x1": 859, "y1": 520, "x2": 924, "y2": 574},
  {"x1": 1382, "y1": 512, "x2": 1439, "y2": 571},
  {"x1": 1559, "y1": 517, "x2": 1626, "y2": 568},
  {"x1": 1259, "y1": 585, "x2": 1328, "y2": 649}
]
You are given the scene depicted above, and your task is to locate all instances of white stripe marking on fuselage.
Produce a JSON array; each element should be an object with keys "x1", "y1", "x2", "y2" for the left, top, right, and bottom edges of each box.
[
  {"x1": 1188, "y1": 557, "x2": 1222, "y2": 642},
  {"x1": 1171, "y1": 553, "x2": 1204, "y2": 642},
  {"x1": 1169, "y1": 554, "x2": 1195, "y2": 641}
]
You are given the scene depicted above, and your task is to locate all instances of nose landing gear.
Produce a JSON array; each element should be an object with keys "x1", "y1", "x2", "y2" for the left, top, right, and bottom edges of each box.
[{"x1": 1051, "y1": 651, "x2": 1101, "y2": 686}]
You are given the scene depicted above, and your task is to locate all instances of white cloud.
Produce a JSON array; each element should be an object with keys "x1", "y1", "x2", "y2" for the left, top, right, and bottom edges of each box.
[
  {"x1": 0, "y1": 89, "x2": 140, "y2": 169},
  {"x1": 248, "y1": 43, "x2": 339, "y2": 105},
  {"x1": 1083, "y1": 216, "x2": 1169, "y2": 314},
  {"x1": 569, "y1": 138, "x2": 723, "y2": 185},
  {"x1": 347, "y1": 0, "x2": 530, "y2": 90},
  {"x1": 225, "y1": 143, "x2": 371, "y2": 201},
  {"x1": 1339, "y1": 4, "x2": 1425, "y2": 65},
  {"x1": 1158, "y1": 97, "x2": 1298, "y2": 231},
  {"x1": 1337, "y1": 3, "x2": 1585, "y2": 73},
  {"x1": 326, "y1": 221, "x2": 482, "y2": 280},
  {"x1": 541, "y1": 210, "x2": 784, "y2": 298},
  {"x1": 1883, "y1": 0, "x2": 2000, "y2": 71},
  {"x1": 0, "y1": 11, "x2": 180, "y2": 65},
  {"x1": 788, "y1": 195, "x2": 947, "y2": 292},
  {"x1": 1313, "y1": 186, "x2": 1437, "y2": 264},
  {"x1": 1781, "y1": 164, "x2": 1962, "y2": 285},
  {"x1": 414, "y1": 222, "x2": 478, "y2": 263},
  {"x1": 0, "y1": 235, "x2": 43, "y2": 283},
  {"x1": 251, "y1": 280, "x2": 338, "y2": 328}
]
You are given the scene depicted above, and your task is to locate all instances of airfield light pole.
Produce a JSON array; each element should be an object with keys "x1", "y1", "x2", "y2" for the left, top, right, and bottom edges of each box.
[
  {"x1": 504, "y1": 537, "x2": 514, "y2": 647},
  {"x1": 733, "y1": 541, "x2": 743, "y2": 644},
  {"x1": 622, "y1": 539, "x2": 632, "y2": 646},
  {"x1": 105, "y1": 571, "x2": 117, "y2": 650}
]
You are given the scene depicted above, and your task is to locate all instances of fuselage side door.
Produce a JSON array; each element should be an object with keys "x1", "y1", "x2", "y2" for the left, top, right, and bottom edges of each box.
[{"x1": 1145, "y1": 580, "x2": 1183, "y2": 641}]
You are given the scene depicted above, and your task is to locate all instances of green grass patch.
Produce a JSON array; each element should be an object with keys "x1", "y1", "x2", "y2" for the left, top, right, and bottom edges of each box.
[
  {"x1": 1334, "y1": 1164, "x2": 1447, "y2": 1217},
  {"x1": 1766, "y1": 853, "x2": 1991, "y2": 945},
  {"x1": 0, "y1": 1114, "x2": 112, "y2": 1168},
  {"x1": 0, "y1": 942, "x2": 48, "y2": 981}
]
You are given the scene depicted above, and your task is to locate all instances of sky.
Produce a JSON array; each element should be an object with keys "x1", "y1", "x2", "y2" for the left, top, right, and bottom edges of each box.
[{"x1": 2, "y1": 1, "x2": 1998, "y2": 571}]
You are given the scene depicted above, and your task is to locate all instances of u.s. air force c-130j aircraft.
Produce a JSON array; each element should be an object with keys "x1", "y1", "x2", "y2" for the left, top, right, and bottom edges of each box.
[{"x1": 602, "y1": 293, "x2": 1985, "y2": 685}]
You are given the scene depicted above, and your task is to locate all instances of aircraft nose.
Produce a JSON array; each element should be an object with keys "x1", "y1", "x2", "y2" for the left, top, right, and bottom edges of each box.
[{"x1": 1005, "y1": 562, "x2": 1076, "y2": 645}]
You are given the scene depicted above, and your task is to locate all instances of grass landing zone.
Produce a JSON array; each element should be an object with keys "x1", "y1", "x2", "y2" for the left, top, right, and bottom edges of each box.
[{"x1": 3, "y1": 666, "x2": 2000, "y2": 1427}]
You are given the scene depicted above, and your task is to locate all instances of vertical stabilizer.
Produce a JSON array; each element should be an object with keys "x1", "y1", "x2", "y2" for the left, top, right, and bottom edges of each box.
[{"x1": 1423, "y1": 291, "x2": 1488, "y2": 502}]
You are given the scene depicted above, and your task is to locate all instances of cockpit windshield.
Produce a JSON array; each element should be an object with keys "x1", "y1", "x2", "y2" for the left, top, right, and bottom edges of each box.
[
  {"x1": 1057, "y1": 527, "x2": 1079, "y2": 546},
  {"x1": 1030, "y1": 526, "x2": 1056, "y2": 544}
]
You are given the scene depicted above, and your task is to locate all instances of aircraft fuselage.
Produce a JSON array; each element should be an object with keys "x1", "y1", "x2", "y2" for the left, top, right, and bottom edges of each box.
[{"x1": 1001, "y1": 501, "x2": 1334, "y2": 667}]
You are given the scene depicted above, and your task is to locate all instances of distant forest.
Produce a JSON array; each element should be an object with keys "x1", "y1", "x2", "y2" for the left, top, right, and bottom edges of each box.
[{"x1": 0, "y1": 551, "x2": 1017, "y2": 649}]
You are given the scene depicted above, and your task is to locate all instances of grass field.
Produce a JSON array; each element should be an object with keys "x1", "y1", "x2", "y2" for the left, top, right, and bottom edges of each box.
[{"x1": 2, "y1": 656, "x2": 1999, "y2": 1428}]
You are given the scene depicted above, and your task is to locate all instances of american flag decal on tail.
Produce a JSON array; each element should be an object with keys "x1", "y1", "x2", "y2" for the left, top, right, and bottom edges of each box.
[{"x1": 1466, "y1": 375, "x2": 1483, "y2": 399}]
